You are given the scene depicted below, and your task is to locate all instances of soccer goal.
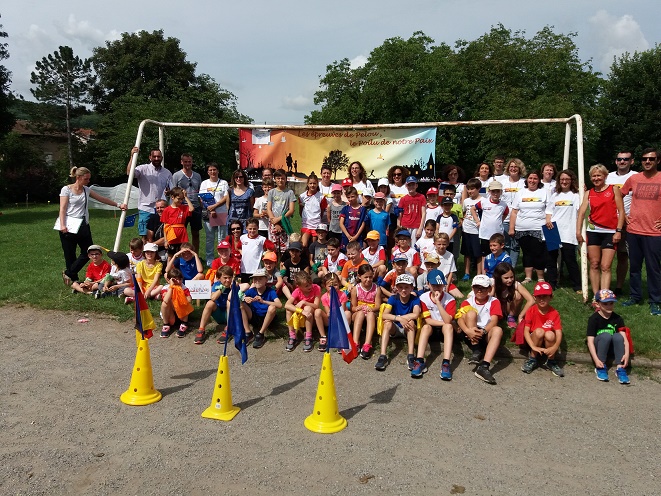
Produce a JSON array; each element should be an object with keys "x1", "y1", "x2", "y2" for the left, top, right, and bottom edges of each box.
[{"x1": 118, "y1": 115, "x2": 588, "y2": 299}]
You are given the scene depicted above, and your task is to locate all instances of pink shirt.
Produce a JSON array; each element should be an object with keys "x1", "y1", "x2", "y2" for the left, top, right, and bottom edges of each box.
[
  {"x1": 321, "y1": 289, "x2": 348, "y2": 310},
  {"x1": 291, "y1": 284, "x2": 321, "y2": 304}
]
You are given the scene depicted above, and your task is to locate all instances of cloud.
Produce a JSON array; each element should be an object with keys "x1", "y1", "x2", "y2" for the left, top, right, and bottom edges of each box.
[
  {"x1": 54, "y1": 14, "x2": 120, "y2": 48},
  {"x1": 349, "y1": 54, "x2": 368, "y2": 69},
  {"x1": 281, "y1": 94, "x2": 313, "y2": 111},
  {"x1": 589, "y1": 10, "x2": 649, "y2": 71}
]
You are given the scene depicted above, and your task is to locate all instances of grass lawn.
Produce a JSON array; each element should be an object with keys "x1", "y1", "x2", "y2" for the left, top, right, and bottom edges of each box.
[{"x1": 2, "y1": 204, "x2": 660, "y2": 359}]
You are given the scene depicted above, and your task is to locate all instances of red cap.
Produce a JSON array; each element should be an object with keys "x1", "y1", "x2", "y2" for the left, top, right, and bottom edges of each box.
[
  {"x1": 426, "y1": 187, "x2": 439, "y2": 196},
  {"x1": 341, "y1": 178, "x2": 353, "y2": 187},
  {"x1": 533, "y1": 282, "x2": 553, "y2": 296},
  {"x1": 217, "y1": 241, "x2": 231, "y2": 250}
]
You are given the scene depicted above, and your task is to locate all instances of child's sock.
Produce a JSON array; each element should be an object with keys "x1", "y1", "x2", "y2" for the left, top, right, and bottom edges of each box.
[
  {"x1": 289, "y1": 330, "x2": 297, "y2": 339},
  {"x1": 442, "y1": 358, "x2": 450, "y2": 365},
  {"x1": 480, "y1": 360, "x2": 490, "y2": 368},
  {"x1": 304, "y1": 331, "x2": 312, "y2": 339}
]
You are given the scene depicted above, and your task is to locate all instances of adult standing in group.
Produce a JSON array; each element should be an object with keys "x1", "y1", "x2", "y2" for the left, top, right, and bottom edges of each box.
[
  {"x1": 319, "y1": 164, "x2": 335, "y2": 200},
  {"x1": 387, "y1": 165, "x2": 410, "y2": 208},
  {"x1": 501, "y1": 158, "x2": 527, "y2": 268},
  {"x1": 540, "y1": 163, "x2": 558, "y2": 190},
  {"x1": 171, "y1": 153, "x2": 203, "y2": 254},
  {"x1": 493, "y1": 155, "x2": 507, "y2": 182},
  {"x1": 439, "y1": 164, "x2": 465, "y2": 260},
  {"x1": 606, "y1": 150, "x2": 637, "y2": 296},
  {"x1": 227, "y1": 169, "x2": 255, "y2": 227},
  {"x1": 251, "y1": 167, "x2": 273, "y2": 198},
  {"x1": 59, "y1": 167, "x2": 127, "y2": 285},
  {"x1": 462, "y1": 162, "x2": 493, "y2": 201},
  {"x1": 508, "y1": 170, "x2": 551, "y2": 284},
  {"x1": 348, "y1": 161, "x2": 375, "y2": 207},
  {"x1": 199, "y1": 162, "x2": 229, "y2": 267},
  {"x1": 620, "y1": 148, "x2": 661, "y2": 315},
  {"x1": 576, "y1": 164, "x2": 625, "y2": 302},
  {"x1": 127, "y1": 147, "x2": 172, "y2": 239}
]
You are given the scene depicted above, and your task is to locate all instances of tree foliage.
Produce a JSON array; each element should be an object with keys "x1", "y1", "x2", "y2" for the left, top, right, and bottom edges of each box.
[
  {"x1": 0, "y1": 15, "x2": 15, "y2": 139},
  {"x1": 321, "y1": 149, "x2": 350, "y2": 179},
  {"x1": 30, "y1": 45, "x2": 95, "y2": 168}
]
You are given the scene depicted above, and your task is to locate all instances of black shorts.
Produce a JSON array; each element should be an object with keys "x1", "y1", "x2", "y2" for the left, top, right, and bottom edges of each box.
[
  {"x1": 461, "y1": 232, "x2": 481, "y2": 259},
  {"x1": 167, "y1": 243, "x2": 182, "y2": 256},
  {"x1": 328, "y1": 231, "x2": 342, "y2": 242},
  {"x1": 188, "y1": 206, "x2": 203, "y2": 231},
  {"x1": 479, "y1": 238, "x2": 491, "y2": 257},
  {"x1": 587, "y1": 231, "x2": 615, "y2": 250},
  {"x1": 249, "y1": 313, "x2": 266, "y2": 330},
  {"x1": 617, "y1": 225, "x2": 628, "y2": 253}
]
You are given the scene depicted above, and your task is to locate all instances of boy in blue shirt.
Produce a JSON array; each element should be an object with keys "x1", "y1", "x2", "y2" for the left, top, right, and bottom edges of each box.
[
  {"x1": 240, "y1": 268, "x2": 282, "y2": 349},
  {"x1": 367, "y1": 192, "x2": 390, "y2": 248},
  {"x1": 375, "y1": 273, "x2": 421, "y2": 371},
  {"x1": 166, "y1": 242, "x2": 205, "y2": 281},
  {"x1": 483, "y1": 233, "x2": 512, "y2": 278},
  {"x1": 195, "y1": 265, "x2": 233, "y2": 345}
]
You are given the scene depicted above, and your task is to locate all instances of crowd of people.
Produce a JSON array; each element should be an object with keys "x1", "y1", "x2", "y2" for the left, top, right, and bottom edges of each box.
[{"x1": 56, "y1": 147, "x2": 661, "y2": 386}]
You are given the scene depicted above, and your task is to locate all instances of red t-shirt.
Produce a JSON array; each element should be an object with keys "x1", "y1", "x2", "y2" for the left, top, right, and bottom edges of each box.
[
  {"x1": 523, "y1": 305, "x2": 562, "y2": 332},
  {"x1": 86, "y1": 260, "x2": 111, "y2": 281},
  {"x1": 398, "y1": 193, "x2": 426, "y2": 229},
  {"x1": 210, "y1": 256, "x2": 241, "y2": 276},
  {"x1": 161, "y1": 205, "x2": 191, "y2": 244},
  {"x1": 588, "y1": 185, "x2": 618, "y2": 230},
  {"x1": 620, "y1": 172, "x2": 661, "y2": 236}
]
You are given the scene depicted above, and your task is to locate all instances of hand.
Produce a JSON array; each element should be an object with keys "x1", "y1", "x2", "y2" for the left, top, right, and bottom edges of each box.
[
  {"x1": 621, "y1": 354, "x2": 629, "y2": 368},
  {"x1": 531, "y1": 346, "x2": 544, "y2": 355},
  {"x1": 131, "y1": 146, "x2": 139, "y2": 154},
  {"x1": 594, "y1": 358, "x2": 605, "y2": 369},
  {"x1": 546, "y1": 221, "x2": 554, "y2": 229},
  {"x1": 430, "y1": 290, "x2": 440, "y2": 304},
  {"x1": 613, "y1": 232, "x2": 621, "y2": 242},
  {"x1": 508, "y1": 229, "x2": 515, "y2": 236},
  {"x1": 119, "y1": 203, "x2": 128, "y2": 211},
  {"x1": 60, "y1": 226, "x2": 68, "y2": 233},
  {"x1": 576, "y1": 232, "x2": 584, "y2": 245}
]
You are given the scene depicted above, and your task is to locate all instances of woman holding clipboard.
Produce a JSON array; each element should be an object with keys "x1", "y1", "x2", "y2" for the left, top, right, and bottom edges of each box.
[{"x1": 58, "y1": 166, "x2": 127, "y2": 286}]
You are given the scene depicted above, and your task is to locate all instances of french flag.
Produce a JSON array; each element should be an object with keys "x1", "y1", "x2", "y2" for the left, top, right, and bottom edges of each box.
[{"x1": 326, "y1": 288, "x2": 358, "y2": 364}]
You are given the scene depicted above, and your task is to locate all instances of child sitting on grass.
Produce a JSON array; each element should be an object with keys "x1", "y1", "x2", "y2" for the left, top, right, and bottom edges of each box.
[
  {"x1": 196, "y1": 266, "x2": 234, "y2": 345},
  {"x1": 127, "y1": 237, "x2": 145, "y2": 273},
  {"x1": 391, "y1": 229, "x2": 421, "y2": 278},
  {"x1": 238, "y1": 268, "x2": 282, "y2": 349},
  {"x1": 587, "y1": 289, "x2": 631, "y2": 384},
  {"x1": 160, "y1": 267, "x2": 194, "y2": 338},
  {"x1": 71, "y1": 245, "x2": 110, "y2": 295},
  {"x1": 285, "y1": 271, "x2": 321, "y2": 352},
  {"x1": 317, "y1": 237, "x2": 347, "y2": 279},
  {"x1": 166, "y1": 242, "x2": 205, "y2": 281},
  {"x1": 520, "y1": 282, "x2": 564, "y2": 377},
  {"x1": 315, "y1": 273, "x2": 351, "y2": 352},
  {"x1": 124, "y1": 243, "x2": 163, "y2": 303},
  {"x1": 96, "y1": 251, "x2": 132, "y2": 299}
]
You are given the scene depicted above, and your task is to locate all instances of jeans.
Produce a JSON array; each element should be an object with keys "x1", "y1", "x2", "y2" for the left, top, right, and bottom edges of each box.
[
  {"x1": 203, "y1": 220, "x2": 220, "y2": 266},
  {"x1": 60, "y1": 222, "x2": 93, "y2": 282},
  {"x1": 503, "y1": 222, "x2": 519, "y2": 268},
  {"x1": 627, "y1": 232, "x2": 661, "y2": 303}
]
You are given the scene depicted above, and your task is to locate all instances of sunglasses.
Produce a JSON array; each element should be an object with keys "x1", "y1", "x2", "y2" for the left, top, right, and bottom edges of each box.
[
  {"x1": 616, "y1": 157, "x2": 631, "y2": 162},
  {"x1": 231, "y1": 227, "x2": 242, "y2": 231},
  {"x1": 641, "y1": 157, "x2": 657, "y2": 162},
  {"x1": 393, "y1": 173, "x2": 402, "y2": 177}
]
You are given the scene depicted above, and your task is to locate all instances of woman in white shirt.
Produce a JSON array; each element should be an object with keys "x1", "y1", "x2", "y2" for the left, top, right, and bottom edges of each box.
[
  {"x1": 541, "y1": 163, "x2": 558, "y2": 191},
  {"x1": 199, "y1": 163, "x2": 229, "y2": 266},
  {"x1": 501, "y1": 158, "x2": 527, "y2": 268},
  {"x1": 348, "y1": 161, "x2": 375, "y2": 207}
]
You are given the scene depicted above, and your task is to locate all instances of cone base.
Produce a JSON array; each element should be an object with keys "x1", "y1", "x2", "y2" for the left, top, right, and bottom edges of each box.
[
  {"x1": 120, "y1": 389, "x2": 162, "y2": 406},
  {"x1": 304, "y1": 414, "x2": 347, "y2": 434},
  {"x1": 201, "y1": 404, "x2": 241, "y2": 421}
]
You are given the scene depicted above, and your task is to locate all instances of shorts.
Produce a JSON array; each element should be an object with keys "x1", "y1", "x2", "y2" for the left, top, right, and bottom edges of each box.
[
  {"x1": 188, "y1": 206, "x2": 203, "y2": 231},
  {"x1": 587, "y1": 231, "x2": 615, "y2": 250},
  {"x1": 211, "y1": 307, "x2": 227, "y2": 325},
  {"x1": 301, "y1": 227, "x2": 317, "y2": 237},
  {"x1": 258, "y1": 229, "x2": 269, "y2": 239},
  {"x1": 239, "y1": 273, "x2": 252, "y2": 284},
  {"x1": 138, "y1": 210, "x2": 152, "y2": 236},
  {"x1": 167, "y1": 243, "x2": 182, "y2": 256},
  {"x1": 249, "y1": 313, "x2": 266, "y2": 330},
  {"x1": 328, "y1": 231, "x2": 342, "y2": 242},
  {"x1": 461, "y1": 232, "x2": 481, "y2": 259},
  {"x1": 617, "y1": 225, "x2": 628, "y2": 253}
]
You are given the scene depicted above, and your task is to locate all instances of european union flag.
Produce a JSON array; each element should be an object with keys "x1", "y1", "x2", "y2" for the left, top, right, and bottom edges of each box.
[
  {"x1": 224, "y1": 280, "x2": 248, "y2": 364},
  {"x1": 123, "y1": 213, "x2": 138, "y2": 228}
]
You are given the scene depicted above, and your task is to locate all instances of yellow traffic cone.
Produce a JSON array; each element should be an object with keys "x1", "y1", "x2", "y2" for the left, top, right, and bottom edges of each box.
[
  {"x1": 304, "y1": 352, "x2": 347, "y2": 434},
  {"x1": 120, "y1": 338, "x2": 162, "y2": 406},
  {"x1": 201, "y1": 355, "x2": 241, "y2": 421}
]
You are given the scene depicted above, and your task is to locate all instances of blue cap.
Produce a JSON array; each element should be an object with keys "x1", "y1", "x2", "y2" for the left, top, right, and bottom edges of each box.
[
  {"x1": 595, "y1": 289, "x2": 617, "y2": 303},
  {"x1": 392, "y1": 254, "x2": 408, "y2": 263},
  {"x1": 427, "y1": 269, "x2": 447, "y2": 286},
  {"x1": 396, "y1": 229, "x2": 411, "y2": 238},
  {"x1": 405, "y1": 175, "x2": 418, "y2": 184}
]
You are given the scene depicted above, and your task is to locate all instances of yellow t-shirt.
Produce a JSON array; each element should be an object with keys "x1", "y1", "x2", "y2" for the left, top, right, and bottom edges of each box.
[{"x1": 136, "y1": 260, "x2": 162, "y2": 290}]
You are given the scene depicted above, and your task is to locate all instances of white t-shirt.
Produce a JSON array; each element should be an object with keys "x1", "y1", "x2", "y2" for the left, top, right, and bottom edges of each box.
[
  {"x1": 541, "y1": 179, "x2": 556, "y2": 192},
  {"x1": 475, "y1": 199, "x2": 508, "y2": 240},
  {"x1": 199, "y1": 178, "x2": 229, "y2": 214},
  {"x1": 500, "y1": 177, "x2": 526, "y2": 222},
  {"x1": 420, "y1": 290, "x2": 456, "y2": 322},
  {"x1": 253, "y1": 196, "x2": 269, "y2": 230},
  {"x1": 461, "y1": 295, "x2": 502, "y2": 328},
  {"x1": 60, "y1": 185, "x2": 90, "y2": 223},
  {"x1": 606, "y1": 170, "x2": 637, "y2": 215},
  {"x1": 415, "y1": 236, "x2": 436, "y2": 270},
  {"x1": 299, "y1": 191, "x2": 328, "y2": 230},
  {"x1": 361, "y1": 246, "x2": 386, "y2": 266},
  {"x1": 462, "y1": 197, "x2": 481, "y2": 235},
  {"x1": 389, "y1": 184, "x2": 408, "y2": 207},
  {"x1": 240, "y1": 234, "x2": 269, "y2": 274},
  {"x1": 353, "y1": 180, "x2": 375, "y2": 203},
  {"x1": 478, "y1": 177, "x2": 493, "y2": 197},
  {"x1": 436, "y1": 213, "x2": 459, "y2": 238},
  {"x1": 324, "y1": 252, "x2": 347, "y2": 273},
  {"x1": 110, "y1": 266, "x2": 133, "y2": 286},
  {"x1": 425, "y1": 204, "x2": 442, "y2": 223},
  {"x1": 548, "y1": 191, "x2": 580, "y2": 245},
  {"x1": 437, "y1": 250, "x2": 457, "y2": 279},
  {"x1": 494, "y1": 174, "x2": 509, "y2": 183},
  {"x1": 319, "y1": 182, "x2": 335, "y2": 201},
  {"x1": 511, "y1": 188, "x2": 549, "y2": 232}
]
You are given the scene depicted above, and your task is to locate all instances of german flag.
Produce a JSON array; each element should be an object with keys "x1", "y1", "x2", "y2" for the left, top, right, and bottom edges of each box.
[{"x1": 132, "y1": 274, "x2": 155, "y2": 339}]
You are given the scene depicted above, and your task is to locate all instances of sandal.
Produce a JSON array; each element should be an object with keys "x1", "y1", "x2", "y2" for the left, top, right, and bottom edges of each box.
[
  {"x1": 522, "y1": 278, "x2": 532, "y2": 284},
  {"x1": 318, "y1": 337, "x2": 327, "y2": 352}
]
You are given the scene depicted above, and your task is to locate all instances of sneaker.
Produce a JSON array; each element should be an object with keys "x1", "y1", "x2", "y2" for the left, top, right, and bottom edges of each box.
[
  {"x1": 253, "y1": 333, "x2": 266, "y2": 349},
  {"x1": 317, "y1": 337, "x2": 327, "y2": 352},
  {"x1": 547, "y1": 360, "x2": 564, "y2": 377},
  {"x1": 616, "y1": 367, "x2": 630, "y2": 385},
  {"x1": 285, "y1": 337, "x2": 297, "y2": 352},
  {"x1": 410, "y1": 359, "x2": 427, "y2": 378},
  {"x1": 521, "y1": 357, "x2": 539, "y2": 374},
  {"x1": 303, "y1": 338, "x2": 313, "y2": 352},
  {"x1": 595, "y1": 367, "x2": 609, "y2": 382},
  {"x1": 650, "y1": 303, "x2": 661, "y2": 316},
  {"x1": 475, "y1": 365, "x2": 496, "y2": 384},
  {"x1": 245, "y1": 332, "x2": 254, "y2": 345},
  {"x1": 124, "y1": 296, "x2": 134, "y2": 305},
  {"x1": 462, "y1": 274, "x2": 470, "y2": 282},
  {"x1": 160, "y1": 325, "x2": 171, "y2": 338},
  {"x1": 620, "y1": 298, "x2": 640, "y2": 307},
  {"x1": 71, "y1": 288, "x2": 77, "y2": 294},
  {"x1": 359, "y1": 343, "x2": 373, "y2": 360},
  {"x1": 468, "y1": 351, "x2": 481, "y2": 365},
  {"x1": 407, "y1": 354, "x2": 415, "y2": 371},
  {"x1": 94, "y1": 291, "x2": 101, "y2": 300},
  {"x1": 375, "y1": 354, "x2": 388, "y2": 371},
  {"x1": 216, "y1": 330, "x2": 228, "y2": 344},
  {"x1": 507, "y1": 315, "x2": 517, "y2": 329},
  {"x1": 176, "y1": 323, "x2": 188, "y2": 338},
  {"x1": 194, "y1": 330, "x2": 205, "y2": 344},
  {"x1": 440, "y1": 362, "x2": 452, "y2": 381}
]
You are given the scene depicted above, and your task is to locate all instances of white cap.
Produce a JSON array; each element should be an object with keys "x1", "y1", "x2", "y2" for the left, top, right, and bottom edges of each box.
[
  {"x1": 395, "y1": 273, "x2": 415, "y2": 286},
  {"x1": 144, "y1": 243, "x2": 159, "y2": 252},
  {"x1": 251, "y1": 268, "x2": 268, "y2": 278},
  {"x1": 378, "y1": 178, "x2": 389, "y2": 187},
  {"x1": 317, "y1": 223, "x2": 328, "y2": 231},
  {"x1": 471, "y1": 274, "x2": 492, "y2": 287}
]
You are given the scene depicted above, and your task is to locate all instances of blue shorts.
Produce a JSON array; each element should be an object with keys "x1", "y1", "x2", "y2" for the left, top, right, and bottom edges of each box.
[
  {"x1": 138, "y1": 210, "x2": 152, "y2": 236},
  {"x1": 461, "y1": 232, "x2": 481, "y2": 259},
  {"x1": 211, "y1": 308, "x2": 227, "y2": 325}
]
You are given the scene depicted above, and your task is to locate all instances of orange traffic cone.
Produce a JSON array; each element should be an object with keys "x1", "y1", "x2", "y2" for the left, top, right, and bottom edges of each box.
[
  {"x1": 201, "y1": 355, "x2": 240, "y2": 421},
  {"x1": 120, "y1": 338, "x2": 162, "y2": 406},
  {"x1": 304, "y1": 352, "x2": 347, "y2": 434}
]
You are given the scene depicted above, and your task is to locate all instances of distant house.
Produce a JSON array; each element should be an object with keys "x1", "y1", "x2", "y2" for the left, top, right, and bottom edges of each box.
[{"x1": 12, "y1": 120, "x2": 93, "y2": 166}]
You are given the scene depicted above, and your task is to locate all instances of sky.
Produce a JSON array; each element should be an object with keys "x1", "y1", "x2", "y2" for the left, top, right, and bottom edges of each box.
[{"x1": 2, "y1": 1, "x2": 658, "y2": 125}]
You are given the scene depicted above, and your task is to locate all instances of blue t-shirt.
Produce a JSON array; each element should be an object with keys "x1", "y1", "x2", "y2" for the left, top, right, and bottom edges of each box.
[
  {"x1": 387, "y1": 294, "x2": 421, "y2": 316},
  {"x1": 367, "y1": 209, "x2": 390, "y2": 246},
  {"x1": 212, "y1": 281, "x2": 230, "y2": 310},
  {"x1": 483, "y1": 251, "x2": 512, "y2": 278},
  {"x1": 174, "y1": 256, "x2": 199, "y2": 280},
  {"x1": 244, "y1": 287, "x2": 278, "y2": 317}
]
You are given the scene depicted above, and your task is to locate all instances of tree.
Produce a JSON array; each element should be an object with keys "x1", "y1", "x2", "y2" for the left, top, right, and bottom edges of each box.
[
  {"x1": 30, "y1": 46, "x2": 95, "y2": 168},
  {"x1": 597, "y1": 45, "x2": 661, "y2": 161},
  {"x1": 0, "y1": 15, "x2": 15, "y2": 139},
  {"x1": 322, "y1": 149, "x2": 349, "y2": 179}
]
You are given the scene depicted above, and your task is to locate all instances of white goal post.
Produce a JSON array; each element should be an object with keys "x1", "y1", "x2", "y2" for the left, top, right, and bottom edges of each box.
[{"x1": 118, "y1": 116, "x2": 588, "y2": 300}]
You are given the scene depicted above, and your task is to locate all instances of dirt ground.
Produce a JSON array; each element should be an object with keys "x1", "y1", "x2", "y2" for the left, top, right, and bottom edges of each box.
[{"x1": 1, "y1": 306, "x2": 661, "y2": 496}]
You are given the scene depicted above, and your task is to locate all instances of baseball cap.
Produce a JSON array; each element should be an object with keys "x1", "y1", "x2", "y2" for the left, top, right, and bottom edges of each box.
[
  {"x1": 262, "y1": 250, "x2": 277, "y2": 262},
  {"x1": 441, "y1": 196, "x2": 454, "y2": 205},
  {"x1": 426, "y1": 187, "x2": 439, "y2": 196},
  {"x1": 392, "y1": 254, "x2": 408, "y2": 263},
  {"x1": 378, "y1": 178, "x2": 389, "y2": 187},
  {"x1": 331, "y1": 183, "x2": 343, "y2": 193},
  {"x1": 424, "y1": 252, "x2": 440, "y2": 263},
  {"x1": 107, "y1": 251, "x2": 129, "y2": 268},
  {"x1": 217, "y1": 241, "x2": 231, "y2": 250},
  {"x1": 395, "y1": 273, "x2": 415, "y2": 286},
  {"x1": 595, "y1": 288, "x2": 617, "y2": 303},
  {"x1": 87, "y1": 244, "x2": 103, "y2": 253},
  {"x1": 251, "y1": 268, "x2": 268, "y2": 278},
  {"x1": 427, "y1": 269, "x2": 447, "y2": 286},
  {"x1": 288, "y1": 241, "x2": 303, "y2": 251},
  {"x1": 365, "y1": 230, "x2": 380, "y2": 240},
  {"x1": 488, "y1": 180, "x2": 503, "y2": 191},
  {"x1": 341, "y1": 178, "x2": 353, "y2": 187},
  {"x1": 143, "y1": 243, "x2": 158, "y2": 252},
  {"x1": 317, "y1": 223, "x2": 328, "y2": 231},
  {"x1": 374, "y1": 192, "x2": 386, "y2": 200},
  {"x1": 533, "y1": 282, "x2": 553, "y2": 296},
  {"x1": 471, "y1": 274, "x2": 492, "y2": 288},
  {"x1": 405, "y1": 175, "x2": 418, "y2": 184},
  {"x1": 395, "y1": 229, "x2": 411, "y2": 238}
]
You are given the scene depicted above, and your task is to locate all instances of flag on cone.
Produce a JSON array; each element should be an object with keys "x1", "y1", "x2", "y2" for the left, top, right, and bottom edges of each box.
[
  {"x1": 132, "y1": 273, "x2": 154, "y2": 339},
  {"x1": 224, "y1": 280, "x2": 248, "y2": 364},
  {"x1": 326, "y1": 288, "x2": 358, "y2": 364}
]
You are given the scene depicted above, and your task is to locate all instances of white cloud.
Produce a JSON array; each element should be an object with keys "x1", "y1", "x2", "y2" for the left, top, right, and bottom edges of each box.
[
  {"x1": 54, "y1": 14, "x2": 120, "y2": 48},
  {"x1": 281, "y1": 95, "x2": 314, "y2": 111},
  {"x1": 589, "y1": 10, "x2": 649, "y2": 71},
  {"x1": 349, "y1": 54, "x2": 368, "y2": 69}
]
